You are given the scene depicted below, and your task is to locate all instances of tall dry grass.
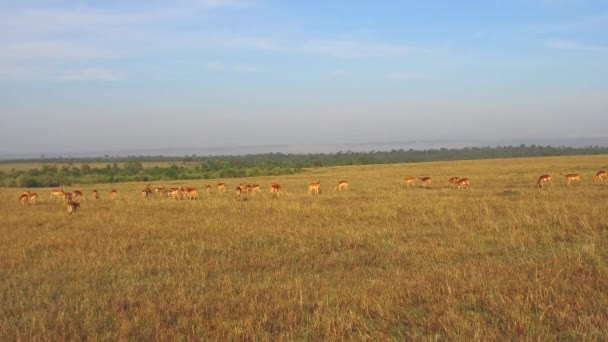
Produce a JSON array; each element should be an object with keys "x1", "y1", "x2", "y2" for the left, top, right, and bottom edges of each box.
[{"x1": 1, "y1": 155, "x2": 607, "y2": 340}]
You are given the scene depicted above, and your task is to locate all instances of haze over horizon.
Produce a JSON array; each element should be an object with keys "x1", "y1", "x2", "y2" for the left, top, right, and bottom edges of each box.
[{"x1": 1, "y1": 1, "x2": 607, "y2": 158}]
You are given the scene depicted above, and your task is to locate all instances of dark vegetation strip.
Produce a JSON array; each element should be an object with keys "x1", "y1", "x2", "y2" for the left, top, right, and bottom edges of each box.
[{"x1": 2, "y1": 144, "x2": 607, "y2": 187}]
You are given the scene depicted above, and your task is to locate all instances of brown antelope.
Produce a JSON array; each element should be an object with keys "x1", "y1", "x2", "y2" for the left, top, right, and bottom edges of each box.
[
  {"x1": 50, "y1": 188, "x2": 64, "y2": 200},
  {"x1": 455, "y1": 178, "x2": 470, "y2": 189},
  {"x1": 235, "y1": 186, "x2": 243, "y2": 197},
  {"x1": 92, "y1": 189, "x2": 99, "y2": 200},
  {"x1": 19, "y1": 193, "x2": 29, "y2": 205},
  {"x1": 73, "y1": 190, "x2": 85, "y2": 201},
  {"x1": 167, "y1": 188, "x2": 181, "y2": 200},
  {"x1": 206, "y1": 184, "x2": 212, "y2": 194},
  {"x1": 110, "y1": 190, "x2": 118, "y2": 200},
  {"x1": 183, "y1": 187, "x2": 199, "y2": 200},
  {"x1": 419, "y1": 177, "x2": 432, "y2": 188},
  {"x1": 594, "y1": 170, "x2": 607, "y2": 183},
  {"x1": 403, "y1": 177, "x2": 416, "y2": 187},
  {"x1": 141, "y1": 188, "x2": 151, "y2": 200},
  {"x1": 63, "y1": 192, "x2": 73, "y2": 202},
  {"x1": 252, "y1": 183, "x2": 261, "y2": 194},
  {"x1": 308, "y1": 181, "x2": 321, "y2": 195},
  {"x1": 562, "y1": 173, "x2": 581, "y2": 187},
  {"x1": 269, "y1": 183, "x2": 282, "y2": 195},
  {"x1": 448, "y1": 177, "x2": 461, "y2": 188},
  {"x1": 335, "y1": 180, "x2": 349, "y2": 191},
  {"x1": 29, "y1": 192, "x2": 38, "y2": 204},
  {"x1": 66, "y1": 200, "x2": 80, "y2": 215},
  {"x1": 154, "y1": 187, "x2": 165, "y2": 196},
  {"x1": 536, "y1": 175, "x2": 552, "y2": 188},
  {"x1": 217, "y1": 183, "x2": 226, "y2": 193}
]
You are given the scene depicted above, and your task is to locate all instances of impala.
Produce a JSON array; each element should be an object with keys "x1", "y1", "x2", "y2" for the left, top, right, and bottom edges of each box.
[
  {"x1": 19, "y1": 193, "x2": 29, "y2": 205},
  {"x1": 217, "y1": 183, "x2": 226, "y2": 193},
  {"x1": 183, "y1": 187, "x2": 199, "y2": 200},
  {"x1": 92, "y1": 189, "x2": 100, "y2": 200},
  {"x1": 110, "y1": 190, "x2": 118, "y2": 200},
  {"x1": 235, "y1": 186, "x2": 243, "y2": 196},
  {"x1": 29, "y1": 192, "x2": 38, "y2": 204},
  {"x1": 419, "y1": 177, "x2": 432, "y2": 188},
  {"x1": 536, "y1": 175, "x2": 552, "y2": 188},
  {"x1": 141, "y1": 188, "x2": 152, "y2": 200},
  {"x1": 335, "y1": 180, "x2": 349, "y2": 191},
  {"x1": 269, "y1": 183, "x2": 282, "y2": 195},
  {"x1": 308, "y1": 181, "x2": 321, "y2": 195},
  {"x1": 50, "y1": 188, "x2": 64, "y2": 200},
  {"x1": 594, "y1": 170, "x2": 607, "y2": 183},
  {"x1": 455, "y1": 178, "x2": 470, "y2": 189},
  {"x1": 63, "y1": 192, "x2": 73, "y2": 202},
  {"x1": 252, "y1": 183, "x2": 261, "y2": 193},
  {"x1": 562, "y1": 173, "x2": 582, "y2": 187},
  {"x1": 154, "y1": 187, "x2": 165, "y2": 196},
  {"x1": 167, "y1": 188, "x2": 181, "y2": 200},
  {"x1": 66, "y1": 201, "x2": 80, "y2": 215},
  {"x1": 73, "y1": 190, "x2": 85, "y2": 201},
  {"x1": 206, "y1": 184, "x2": 212, "y2": 194},
  {"x1": 403, "y1": 177, "x2": 416, "y2": 187}
]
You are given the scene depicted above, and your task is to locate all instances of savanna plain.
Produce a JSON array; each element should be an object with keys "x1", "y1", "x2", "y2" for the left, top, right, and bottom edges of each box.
[{"x1": 1, "y1": 155, "x2": 608, "y2": 340}]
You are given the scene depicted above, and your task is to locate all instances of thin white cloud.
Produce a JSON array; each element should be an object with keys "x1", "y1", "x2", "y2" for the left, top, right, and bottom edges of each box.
[
  {"x1": 59, "y1": 68, "x2": 126, "y2": 81},
  {"x1": 1, "y1": 41, "x2": 113, "y2": 62},
  {"x1": 547, "y1": 38, "x2": 608, "y2": 52},
  {"x1": 298, "y1": 39, "x2": 422, "y2": 58}
]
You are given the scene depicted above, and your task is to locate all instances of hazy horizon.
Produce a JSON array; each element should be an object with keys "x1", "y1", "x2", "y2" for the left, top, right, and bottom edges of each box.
[{"x1": 1, "y1": 1, "x2": 607, "y2": 157}]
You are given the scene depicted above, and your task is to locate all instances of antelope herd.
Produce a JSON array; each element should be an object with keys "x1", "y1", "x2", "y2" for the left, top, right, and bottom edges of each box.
[{"x1": 14, "y1": 168, "x2": 608, "y2": 215}]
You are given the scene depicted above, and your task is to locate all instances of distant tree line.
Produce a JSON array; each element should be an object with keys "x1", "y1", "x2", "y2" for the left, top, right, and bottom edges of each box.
[{"x1": 1, "y1": 144, "x2": 607, "y2": 188}]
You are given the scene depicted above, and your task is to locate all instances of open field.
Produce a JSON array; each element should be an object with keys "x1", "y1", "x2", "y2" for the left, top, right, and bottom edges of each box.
[{"x1": 1, "y1": 155, "x2": 608, "y2": 340}]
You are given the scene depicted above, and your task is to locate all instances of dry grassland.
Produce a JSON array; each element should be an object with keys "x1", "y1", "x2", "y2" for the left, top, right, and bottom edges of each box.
[{"x1": 1, "y1": 155, "x2": 608, "y2": 340}]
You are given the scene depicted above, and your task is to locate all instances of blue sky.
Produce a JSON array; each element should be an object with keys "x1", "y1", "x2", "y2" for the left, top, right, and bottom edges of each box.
[{"x1": 1, "y1": 0, "x2": 607, "y2": 156}]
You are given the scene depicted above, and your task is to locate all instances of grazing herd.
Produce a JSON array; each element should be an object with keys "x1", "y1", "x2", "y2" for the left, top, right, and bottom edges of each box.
[{"x1": 15, "y1": 169, "x2": 608, "y2": 215}]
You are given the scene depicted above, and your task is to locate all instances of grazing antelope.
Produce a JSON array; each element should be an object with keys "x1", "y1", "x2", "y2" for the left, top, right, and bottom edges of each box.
[
  {"x1": 19, "y1": 193, "x2": 29, "y2": 205},
  {"x1": 403, "y1": 177, "x2": 416, "y2": 187},
  {"x1": 66, "y1": 201, "x2": 80, "y2": 215},
  {"x1": 206, "y1": 184, "x2": 212, "y2": 194},
  {"x1": 167, "y1": 188, "x2": 181, "y2": 200},
  {"x1": 335, "y1": 180, "x2": 349, "y2": 191},
  {"x1": 308, "y1": 181, "x2": 321, "y2": 195},
  {"x1": 252, "y1": 183, "x2": 261, "y2": 194},
  {"x1": 594, "y1": 170, "x2": 607, "y2": 183},
  {"x1": 269, "y1": 183, "x2": 282, "y2": 195},
  {"x1": 448, "y1": 177, "x2": 461, "y2": 188},
  {"x1": 63, "y1": 192, "x2": 73, "y2": 202},
  {"x1": 536, "y1": 175, "x2": 552, "y2": 188},
  {"x1": 562, "y1": 173, "x2": 582, "y2": 187},
  {"x1": 419, "y1": 177, "x2": 432, "y2": 188},
  {"x1": 73, "y1": 190, "x2": 85, "y2": 201},
  {"x1": 50, "y1": 188, "x2": 64, "y2": 200},
  {"x1": 92, "y1": 189, "x2": 99, "y2": 200},
  {"x1": 29, "y1": 192, "x2": 38, "y2": 205},
  {"x1": 455, "y1": 178, "x2": 470, "y2": 189},
  {"x1": 183, "y1": 187, "x2": 199, "y2": 200},
  {"x1": 217, "y1": 183, "x2": 226, "y2": 193},
  {"x1": 110, "y1": 190, "x2": 118, "y2": 200}
]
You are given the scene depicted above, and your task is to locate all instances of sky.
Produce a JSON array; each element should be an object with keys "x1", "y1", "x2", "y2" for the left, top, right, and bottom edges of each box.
[{"x1": 1, "y1": 0, "x2": 607, "y2": 157}]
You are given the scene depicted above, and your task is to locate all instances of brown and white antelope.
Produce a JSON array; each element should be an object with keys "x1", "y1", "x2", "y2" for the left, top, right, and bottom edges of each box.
[
  {"x1": 19, "y1": 193, "x2": 29, "y2": 205},
  {"x1": 308, "y1": 181, "x2": 321, "y2": 195},
  {"x1": 455, "y1": 177, "x2": 470, "y2": 189},
  {"x1": 594, "y1": 170, "x2": 607, "y2": 183},
  {"x1": 562, "y1": 173, "x2": 581, "y2": 187},
  {"x1": 92, "y1": 189, "x2": 100, "y2": 200},
  {"x1": 448, "y1": 177, "x2": 461, "y2": 188},
  {"x1": 269, "y1": 183, "x2": 282, "y2": 195},
  {"x1": 335, "y1": 180, "x2": 349, "y2": 191},
  {"x1": 63, "y1": 192, "x2": 73, "y2": 202},
  {"x1": 73, "y1": 190, "x2": 85, "y2": 201},
  {"x1": 50, "y1": 188, "x2": 64, "y2": 200},
  {"x1": 419, "y1": 177, "x2": 432, "y2": 188},
  {"x1": 536, "y1": 175, "x2": 552, "y2": 188},
  {"x1": 29, "y1": 192, "x2": 38, "y2": 204},
  {"x1": 183, "y1": 187, "x2": 199, "y2": 200},
  {"x1": 252, "y1": 183, "x2": 261, "y2": 194},
  {"x1": 110, "y1": 190, "x2": 118, "y2": 200},
  {"x1": 206, "y1": 184, "x2": 212, "y2": 194},
  {"x1": 66, "y1": 200, "x2": 80, "y2": 215},
  {"x1": 217, "y1": 183, "x2": 226, "y2": 193},
  {"x1": 403, "y1": 177, "x2": 416, "y2": 187},
  {"x1": 167, "y1": 188, "x2": 181, "y2": 200}
]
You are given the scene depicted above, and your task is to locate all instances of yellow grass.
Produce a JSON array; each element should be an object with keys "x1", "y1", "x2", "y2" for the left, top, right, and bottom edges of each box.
[{"x1": 1, "y1": 155, "x2": 608, "y2": 340}]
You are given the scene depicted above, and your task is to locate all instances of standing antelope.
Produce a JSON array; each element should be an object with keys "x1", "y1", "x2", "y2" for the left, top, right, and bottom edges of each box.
[
  {"x1": 403, "y1": 177, "x2": 416, "y2": 187},
  {"x1": 206, "y1": 184, "x2": 212, "y2": 194},
  {"x1": 562, "y1": 173, "x2": 581, "y2": 187},
  {"x1": 308, "y1": 181, "x2": 321, "y2": 195},
  {"x1": 419, "y1": 177, "x2": 432, "y2": 188},
  {"x1": 217, "y1": 183, "x2": 226, "y2": 193},
  {"x1": 63, "y1": 192, "x2": 73, "y2": 202},
  {"x1": 110, "y1": 190, "x2": 118, "y2": 200},
  {"x1": 536, "y1": 175, "x2": 552, "y2": 188},
  {"x1": 29, "y1": 192, "x2": 38, "y2": 204},
  {"x1": 269, "y1": 183, "x2": 282, "y2": 195},
  {"x1": 19, "y1": 193, "x2": 29, "y2": 205},
  {"x1": 335, "y1": 180, "x2": 349, "y2": 191},
  {"x1": 167, "y1": 188, "x2": 181, "y2": 200},
  {"x1": 73, "y1": 190, "x2": 86, "y2": 201},
  {"x1": 235, "y1": 186, "x2": 242, "y2": 197},
  {"x1": 66, "y1": 201, "x2": 80, "y2": 215},
  {"x1": 448, "y1": 177, "x2": 461, "y2": 188},
  {"x1": 455, "y1": 178, "x2": 470, "y2": 189},
  {"x1": 594, "y1": 170, "x2": 607, "y2": 183},
  {"x1": 183, "y1": 187, "x2": 199, "y2": 200},
  {"x1": 251, "y1": 183, "x2": 261, "y2": 194},
  {"x1": 92, "y1": 189, "x2": 100, "y2": 200},
  {"x1": 141, "y1": 188, "x2": 151, "y2": 200},
  {"x1": 50, "y1": 188, "x2": 64, "y2": 200}
]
